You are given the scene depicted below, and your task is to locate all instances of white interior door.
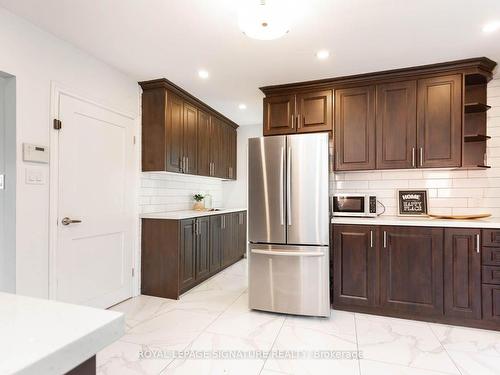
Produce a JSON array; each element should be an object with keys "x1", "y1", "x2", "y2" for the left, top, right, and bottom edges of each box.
[{"x1": 55, "y1": 93, "x2": 134, "y2": 308}]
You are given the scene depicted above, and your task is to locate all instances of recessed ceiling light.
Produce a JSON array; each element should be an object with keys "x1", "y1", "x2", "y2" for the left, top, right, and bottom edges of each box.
[
  {"x1": 198, "y1": 70, "x2": 209, "y2": 79},
  {"x1": 239, "y1": 104, "x2": 247, "y2": 110},
  {"x1": 483, "y1": 21, "x2": 500, "y2": 33},
  {"x1": 238, "y1": 0, "x2": 293, "y2": 40},
  {"x1": 316, "y1": 50, "x2": 330, "y2": 60}
]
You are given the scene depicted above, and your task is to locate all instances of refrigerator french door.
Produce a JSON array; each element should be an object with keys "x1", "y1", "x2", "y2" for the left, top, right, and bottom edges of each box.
[{"x1": 248, "y1": 133, "x2": 330, "y2": 317}]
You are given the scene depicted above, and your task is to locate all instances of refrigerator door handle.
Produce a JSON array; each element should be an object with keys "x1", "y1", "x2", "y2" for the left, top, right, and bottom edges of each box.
[
  {"x1": 251, "y1": 249, "x2": 324, "y2": 257},
  {"x1": 280, "y1": 146, "x2": 285, "y2": 226},
  {"x1": 287, "y1": 146, "x2": 292, "y2": 226}
]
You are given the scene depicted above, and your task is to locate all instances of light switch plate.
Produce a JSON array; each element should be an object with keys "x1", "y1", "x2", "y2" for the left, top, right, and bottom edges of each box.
[{"x1": 25, "y1": 168, "x2": 44, "y2": 185}]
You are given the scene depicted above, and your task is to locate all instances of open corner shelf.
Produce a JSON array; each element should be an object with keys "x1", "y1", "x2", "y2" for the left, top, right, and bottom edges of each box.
[
  {"x1": 465, "y1": 73, "x2": 490, "y2": 85},
  {"x1": 465, "y1": 102, "x2": 491, "y2": 113},
  {"x1": 464, "y1": 134, "x2": 491, "y2": 142}
]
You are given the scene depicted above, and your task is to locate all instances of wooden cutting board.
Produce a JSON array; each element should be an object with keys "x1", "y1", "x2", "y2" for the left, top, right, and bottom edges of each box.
[{"x1": 428, "y1": 213, "x2": 491, "y2": 220}]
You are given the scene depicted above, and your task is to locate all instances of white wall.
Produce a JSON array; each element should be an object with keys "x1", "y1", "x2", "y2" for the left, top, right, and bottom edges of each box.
[
  {"x1": 0, "y1": 8, "x2": 140, "y2": 298},
  {"x1": 333, "y1": 77, "x2": 500, "y2": 216},
  {"x1": 222, "y1": 124, "x2": 262, "y2": 208}
]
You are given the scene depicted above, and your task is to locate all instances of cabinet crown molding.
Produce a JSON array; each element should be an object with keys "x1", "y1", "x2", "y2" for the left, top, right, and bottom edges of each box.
[
  {"x1": 260, "y1": 57, "x2": 497, "y2": 95},
  {"x1": 139, "y1": 78, "x2": 239, "y2": 129}
]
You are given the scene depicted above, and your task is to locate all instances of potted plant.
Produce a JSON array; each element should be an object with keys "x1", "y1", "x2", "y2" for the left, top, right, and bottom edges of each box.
[{"x1": 193, "y1": 193, "x2": 205, "y2": 211}]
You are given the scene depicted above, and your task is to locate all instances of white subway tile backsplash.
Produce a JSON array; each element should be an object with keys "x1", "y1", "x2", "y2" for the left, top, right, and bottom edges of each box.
[
  {"x1": 368, "y1": 179, "x2": 409, "y2": 189},
  {"x1": 335, "y1": 180, "x2": 369, "y2": 189},
  {"x1": 139, "y1": 172, "x2": 223, "y2": 214},
  {"x1": 437, "y1": 188, "x2": 484, "y2": 198},
  {"x1": 408, "y1": 179, "x2": 452, "y2": 188}
]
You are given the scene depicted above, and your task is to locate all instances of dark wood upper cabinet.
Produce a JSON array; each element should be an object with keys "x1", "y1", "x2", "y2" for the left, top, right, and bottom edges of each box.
[
  {"x1": 444, "y1": 228, "x2": 482, "y2": 320},
  {"x1": 376, "y1": 81, "x2": 417, "y2": 169},
  {"x1": 334, "y1": 85, "x2": 376, "y2": 171},
  {"x1": 139, "y1": 79, "x2": 238, "y2": 179},
  {"x1": 263, "y1": 94, "x2": 296, "y2": 136},
  {"x1": 183, "y1": 102, "x2": 198, "y2": 175},
  {"x1": 166, "y1": 93, "x2": 184, "y2": 173},
  {"x1": 380, "y1": 226, "x2": 444, "y2": 316},
  {"x1": 197, "y1": 110, "x2": 211, "y2": 177},
  {"x1": 333, "y1": 225, "x2": 379, "y2": 308},
  {"x1": 260, "y1": 58, "x2": 496, "y2": 171},
  {"x1": 296, "y1": 90, "x2": 332, "y2": 133},
  {"x1": 417, "y1": 74, "x2": 462, "y2": 168},
  {"x1": 179, "y1": 219, "x2": 196, "y2": 292}
]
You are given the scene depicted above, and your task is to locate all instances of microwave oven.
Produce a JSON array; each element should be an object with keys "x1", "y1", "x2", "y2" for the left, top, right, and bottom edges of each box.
[{"x1": 332, "y1": 193, "x2": 377, "y2": 217}]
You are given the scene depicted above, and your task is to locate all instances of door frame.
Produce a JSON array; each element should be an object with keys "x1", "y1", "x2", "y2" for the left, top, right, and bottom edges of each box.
[{"x1": 48, "y1": 82, "x2": 140, "y2": 301}]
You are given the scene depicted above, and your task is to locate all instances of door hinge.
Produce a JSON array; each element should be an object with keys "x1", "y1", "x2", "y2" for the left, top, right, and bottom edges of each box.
[
  {"x1": 132, "y1": 268, "x2": 135, "y2": 277},
  {"x1": 53, "y1": 119, "x2": 62, "y2": 130}
]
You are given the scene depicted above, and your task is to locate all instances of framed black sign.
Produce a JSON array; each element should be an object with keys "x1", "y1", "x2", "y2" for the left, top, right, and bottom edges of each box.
[{"x1": 397, "y1": 189, "x2": 429, "y2": 216}]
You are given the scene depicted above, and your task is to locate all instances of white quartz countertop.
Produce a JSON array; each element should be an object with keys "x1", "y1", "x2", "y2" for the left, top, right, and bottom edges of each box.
[
  {"x1": 331, "y1": 215, "x2": 500, "y2": 229},
  {"x1": 141, "y1": 208, "x2": 247, "y2": 220},
  {"x1": 0, "y1": 292, "x2": 124, "y2": 375}
]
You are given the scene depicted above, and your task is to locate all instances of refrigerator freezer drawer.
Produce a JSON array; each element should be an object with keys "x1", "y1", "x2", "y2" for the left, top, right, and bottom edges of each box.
[{"x1": 249, "y1": 244, "x2": 330, "y2": 317}]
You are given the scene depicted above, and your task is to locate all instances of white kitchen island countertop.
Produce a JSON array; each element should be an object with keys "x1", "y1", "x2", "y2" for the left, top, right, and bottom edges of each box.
[
  {"x1": 0, "y1": 292, "x2": 124, "y2": 375},
  {"x1": 331, "y1": 215, "x2": 500, "y2": 229},
  {"x1": 141, "y1": 208, "x2": 247, "y2": 220}
]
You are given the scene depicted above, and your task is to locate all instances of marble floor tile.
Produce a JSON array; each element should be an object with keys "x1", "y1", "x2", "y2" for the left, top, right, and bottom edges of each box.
[
  {"x1": 205, "y1": 293, "x2": 285, "y2": 346},
  {"x1": 121, "y1": 308, "x2": 219, "y2": 350},
  {"x1": 356, "y1": 317, "x2": 460, "y2": 374},
  {"x1": 99, "y1": 260, "x2": 500, "y2": 375},
  {"x1": 97, "y1": 339, "x2": 172, "y2": 375},
  {"x1": 360, "y1": 359, "x2": 457, "y2": 375},
  {"x1": 429, "y1": 323, "x2": 500, "y2": 357},
  {"x1": 110, "y1": 295, "x2": 176, "y2": 323},
  {"x1": 263, "y1": 320, "x2": 359, "y2": 375},
  {"x1": 445, "y1": 350, "x2": 500, "y2": 375},
  {"x1": 161, "y1": 332, "x2": 268, "y2": 375}
]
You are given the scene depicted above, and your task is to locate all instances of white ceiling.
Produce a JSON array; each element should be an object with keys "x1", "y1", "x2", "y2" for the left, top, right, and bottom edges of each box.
[{"x1": 1, "y1": 0, "x2": 500, "y2": 125}]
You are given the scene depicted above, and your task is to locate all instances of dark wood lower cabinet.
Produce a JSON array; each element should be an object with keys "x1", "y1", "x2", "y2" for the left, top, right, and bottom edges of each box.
[
  {"x1": 483, "y1": 285, "x2": 500, "y2": 323},
  {"x1": 141, "y1": 211, "x2": 246, "y2": 300},
  {"x1": 179, "y1": 219, "x2": 196, "y2": 292},
  {"x1": 444, "y1": 228, "x2": 481, "y2": 320},
  {"x1": 333, "y1": 225, "x2": 379, "y2": 308},
  {"x1": 209, "y1": 215, "x2": 223, "y2": 273},
  {"x1": 332, "y1": 224, "x2": 500, "y2": 331},
  {"x1": 195, "y1": 217, "x2": 210, "y2": 280},
  {"x1": 380, "y1": 226, "x2": 443, "y2": 316},
  {"x1": 66, "y1": 356, "x2": 96, "y2": 375}
]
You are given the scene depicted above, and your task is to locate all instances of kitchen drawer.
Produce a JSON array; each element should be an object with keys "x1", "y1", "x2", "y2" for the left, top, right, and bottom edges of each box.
[
  {"x1": 482, "y1": 247, "x2": 500, "y2": 266},
  {"x1": 482, "y1": 284, "x2": 500, "y2": 323},
  {"x1": 483, "y1": 266, "x2": 500, "y2": 285},
  {"x1": 482, "y1": 230, "x2": 500, "y2": 247}
]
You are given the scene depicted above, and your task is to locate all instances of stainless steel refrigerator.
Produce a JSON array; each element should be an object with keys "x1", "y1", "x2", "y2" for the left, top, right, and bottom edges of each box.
[{"x1": 248, "y1": 133, "x2": 330, "y2": 317}]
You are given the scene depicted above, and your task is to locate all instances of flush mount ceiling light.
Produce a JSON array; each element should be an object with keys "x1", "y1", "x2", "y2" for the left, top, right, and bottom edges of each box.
[
  {"x1": 483, "y1": 21, "x2": 500, "y2": 33},
  {"x1": 238, "y1": 103, "x2": 247, "y2": 110},
  {"x1": 198, "y1": 69, "x2": 209, "y2": 79},
  {"x1": 238, "y1": 0, "x2": 293, "y2": 40},
  {"x1": 316, "y1": 49, "x2": 330, "y2": 60}
]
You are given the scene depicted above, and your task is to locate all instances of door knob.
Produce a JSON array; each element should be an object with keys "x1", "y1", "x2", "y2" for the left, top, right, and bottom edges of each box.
[{"x1": 61, "y1": 217, "x2": 82, "y2": 226}]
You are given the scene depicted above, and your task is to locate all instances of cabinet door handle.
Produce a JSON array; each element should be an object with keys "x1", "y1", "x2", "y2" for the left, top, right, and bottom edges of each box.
[
  {"x1": 180, "y1": 157, "x2": 183, "y2": 172},
  {"x1": 476, "y1": 234, "x2": 480, "y2": 254},
  {"x1": 186, "y1": 157, "x2": 189, "y2": 174},
  {"x1": 291, "y1": 114, "x2": 295, "y2": 129},
  {"x1": 297, "y1": 114, "x2": 301, "y2": 129},
  {"x1": 420, "y1": 147, "x2": 423, "y2": 167},
  {"x1": 383, "y1": 231, "x2": 387, "y2": 248},
  {"x1": 411, "y1": 147, "x2": 415, "y2": 167},
  {"x1": 370, "y1": 230, "x2": 374, "y2": 248}
]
